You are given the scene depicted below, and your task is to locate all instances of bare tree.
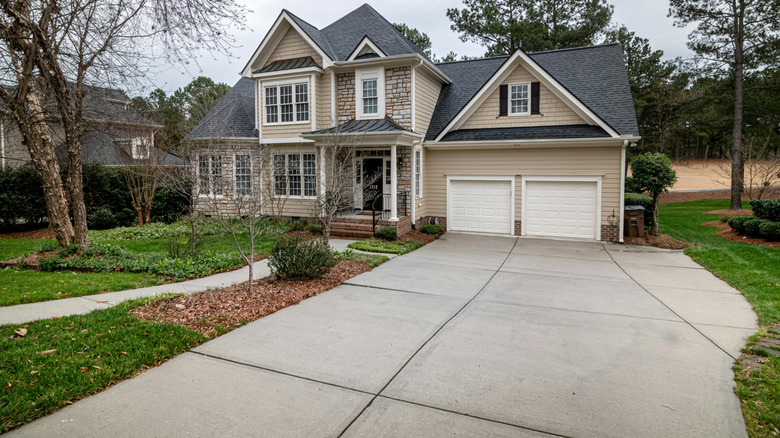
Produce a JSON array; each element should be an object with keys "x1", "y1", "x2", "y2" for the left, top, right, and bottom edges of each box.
[
  {"x1": 715, "y1": 134, "x2": 780, "y2": 201},
  {"x1": 0, "y1": 0, "x2": 247, "y2": 246},
  {"x1": 119, "y1": 135, "x2": 166, "y2": 226}
]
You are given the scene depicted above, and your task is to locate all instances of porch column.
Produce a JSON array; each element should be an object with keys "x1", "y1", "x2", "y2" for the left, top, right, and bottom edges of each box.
[
  {"x1": 390, "y1": 144, "x2": 398, "y2": 221},
  {"x1": 319, "y1": 145, "x2": 326, "y2": 216}
]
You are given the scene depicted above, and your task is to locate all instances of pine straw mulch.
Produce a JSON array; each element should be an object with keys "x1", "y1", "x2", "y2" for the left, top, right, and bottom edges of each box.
[
  {"x1": 702, "y1": 221, "x2": 780, "y2": 249},
  {"x1": 704, "y1": 209, "x2": 753, "y2": 216},
  {"x1": 0, "y1": 227, "x2": 56, "y2": 239},
  {"x1": 130, "y1": 259, "x2": 371, "y2": 338},
  {"x1": 624, "y1": 233, "x2": 690, "y2": 250}
]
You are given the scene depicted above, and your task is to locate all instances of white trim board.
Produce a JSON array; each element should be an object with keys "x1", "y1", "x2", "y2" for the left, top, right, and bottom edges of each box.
[{"x1": 347, "y1": 36, "x2": 387, "y2": 61}]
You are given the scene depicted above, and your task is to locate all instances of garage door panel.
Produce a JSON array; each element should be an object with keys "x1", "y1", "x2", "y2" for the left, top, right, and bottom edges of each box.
[
  {"x1": 524, "y1": 180, "x2": 598, "y2": 239},
  {"x1": 449, "y1": 179, "x2": 512, "y2": 234}
]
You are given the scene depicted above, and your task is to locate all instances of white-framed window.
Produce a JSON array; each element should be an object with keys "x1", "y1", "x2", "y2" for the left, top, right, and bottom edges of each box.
[
  {"x1": 265, "y1": 81, "x2": 309, "y2": 124},
  {"x1": 131, "y1": 137, "x2": 149, "y2": 159},
  {"x1": 234, "y1": 154, "x2": 251, "y2": 196},
  {"x1": 414, "y1": 149, "x2": 422, "y2": 197},
  {"x1": 509, "y1": 83, "x2": 530, "y2": 116},
  {"x1": 273, "y1": 152, "x2": 317, "y2": 198},
  {"x1": 198, "y1": 155, "x2": 223, "y2": 196},
  {"x1": 356, "y1": 67, "x2": 385, "y2": 120}
]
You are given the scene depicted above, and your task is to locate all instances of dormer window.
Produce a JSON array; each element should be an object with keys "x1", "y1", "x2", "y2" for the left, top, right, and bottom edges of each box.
[
  {"x1": 356, "y1": 67, "x2": 385, "y2": 120},
  {"x1": 509, "y1": 83, "x2": 530, "y2": 116},
  {"x1": 264, "y1": 80, "x2": 309, "y2": 125},
  {"x1": 131, "y1": 137, "x2": 149, "y2": 159}
]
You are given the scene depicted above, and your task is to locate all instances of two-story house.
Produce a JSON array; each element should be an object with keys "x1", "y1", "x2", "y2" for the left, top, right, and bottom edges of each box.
[{"x1": 187, "y1": 4, "x2": 640, "y2": 242}]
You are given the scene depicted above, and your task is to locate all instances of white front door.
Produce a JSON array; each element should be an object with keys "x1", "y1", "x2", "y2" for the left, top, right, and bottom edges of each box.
[
  {"x1": 448, "y1": 179, "x2": 513, "y2": 234},
  {"x1": 523, "y1": 180, "x2": 599, "y2": 239}
]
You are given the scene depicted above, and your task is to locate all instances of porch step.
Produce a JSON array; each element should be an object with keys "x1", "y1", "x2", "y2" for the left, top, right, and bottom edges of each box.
[{"x1": 330, "y1": 219, "x2": 378, "y2": 239}]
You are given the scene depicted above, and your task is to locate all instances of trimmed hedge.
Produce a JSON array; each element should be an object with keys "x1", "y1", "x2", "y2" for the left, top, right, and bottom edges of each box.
[
  {"x1": 421, "y1": 224, "x2": 444, "y2": 234},
  {"x1": 376, "y1": 227, "x2": 397, "y2": 241},
  {"x1": 268, "y1": 237, "x2": 336, "y2": 279},
  {"x1": 728, "y1": 215, "x2": 780, "y2": 241},
  {"x1": 759, "y1": 221, "x2": 780, "y2": 241},
  {"x1": 750, "y1": 199, "x2": 780, "y2": 222}
]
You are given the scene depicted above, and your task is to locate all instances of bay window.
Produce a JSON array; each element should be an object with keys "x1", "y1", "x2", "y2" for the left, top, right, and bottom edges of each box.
[{"x1": 273, "y1": 152, "x2": 317, "y2": 197}]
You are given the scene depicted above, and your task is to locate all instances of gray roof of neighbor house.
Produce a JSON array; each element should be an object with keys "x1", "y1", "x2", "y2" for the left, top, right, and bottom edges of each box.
[
  {"x1": 303, "y1": 116, "x2": 414, "y2": 136},
  {"x1": 187, "y1": 77, "x2": 257, "y2": 140},
  {"x1": 426, "y1": 44, "x2": 639, "y2": 140},
  {"x1": 439, "y1": 125, "x2": 611, "y2": 142},
  {"x1": 54, "y1": 131, "x2": 185, "y2": 166},
  {"x1": 285, "y1": 4, "x2": 432, "y2": 62}
]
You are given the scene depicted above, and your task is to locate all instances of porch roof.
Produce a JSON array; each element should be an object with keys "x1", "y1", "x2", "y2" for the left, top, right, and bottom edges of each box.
[{"x1": 301, "y1": 116, "x2": 414, "y2": 137}]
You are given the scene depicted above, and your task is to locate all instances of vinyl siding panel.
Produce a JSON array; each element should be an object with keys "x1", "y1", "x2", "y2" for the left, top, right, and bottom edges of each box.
[
  {"x1": 423, "y1": 146, "x2": 622, "y2": 226},
  {"x1": 317, "y1": 71, "x2": 333, "y2": 129},
  {"x1": 460, "y1": 64, "x2": 585, "y2": 130},
  {"x1": 265, "y1": 28, "x2": 323, "y2": 67},
  {"x1": 415, "y1": 70, "x2": 441, "y2": 137}
]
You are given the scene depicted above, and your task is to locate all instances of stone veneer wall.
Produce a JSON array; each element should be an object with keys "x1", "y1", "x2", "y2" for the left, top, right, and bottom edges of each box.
[
  {"x1": 336, "y1": 72, "x2": 356, "y2": 124},
  {"x1": 385, "y1": 67, "x2": 411, "y2": 129}
]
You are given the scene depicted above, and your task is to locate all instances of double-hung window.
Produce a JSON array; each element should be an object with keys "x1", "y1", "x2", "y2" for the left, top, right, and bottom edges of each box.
[
  {"x1": 509, "y1": 83, "x2": 530, "y2": 115},
  {"x1": 198, "y1": 155, "x2": 223, "y2": 196},
  {"x1": 362, "y1": 80, "x2": 378, "y2": 115},
  {"x1": 414, "y1": 149, "x2": 422, "y2": 197},
  {"x1": 265, "y1": 82, "x2": 309, "y2": 124},
  {"x1": 356, "y1": 67, "x2": 384, "y2": 119},
  {"x1": 273, "y1": 152, "x2": 317, "y2": 197},
  {"x1": 235, "y1": 154, "x2": 251, "y2": 196}
]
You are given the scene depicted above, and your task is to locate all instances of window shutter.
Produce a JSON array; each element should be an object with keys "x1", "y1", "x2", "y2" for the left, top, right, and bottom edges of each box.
[
  {"x1": 531, "y1": 82, "x2": 540, "y2": 115},
  {"x1": 499, "y1": 85, "x2": 508, "y2": 117}
]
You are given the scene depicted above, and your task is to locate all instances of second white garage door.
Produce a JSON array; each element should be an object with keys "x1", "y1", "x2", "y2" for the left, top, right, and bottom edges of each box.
[
  {"x1": 524, "y1": 180, "x2": 599, "y2": 239},
  {"x1": 448, "y1": 179, "x2": 512, "y2": 234}
]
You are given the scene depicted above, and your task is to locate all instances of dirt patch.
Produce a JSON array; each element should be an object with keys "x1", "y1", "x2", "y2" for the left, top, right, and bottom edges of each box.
[
  {"x1": 703, "y1": 209, "x2": 753, "y2": 216},
  {"x1": 131, "y1": 259, "x2": 371, "y2": 338},
  {"x1": 737, "y1": 325, "x2": 780, "y2": 374},
  {"x1": 659, "y1": 189, "x2": 780, "y2": 204},
  {"x1": 623, "y1": 233, "x2": 690, "y2": 250},
  {"x1": 702, "y1": 221, "x2": 780, "y2": 249},
  {"x1": 0, "y1": 228, "x2": 56, "y2": 239}
]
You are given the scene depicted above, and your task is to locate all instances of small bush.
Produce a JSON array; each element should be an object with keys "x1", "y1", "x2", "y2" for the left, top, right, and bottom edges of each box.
[
  {"x1": 624, "y1": 192, "x2": 653, "y2": 208},
  {"x1": 268, "y1": 237, "x2": 336, "y2": 279},
  {"x1": 743, "y1": 217, "x2": 768, "y2": 237},
  {"x1": 376, "y1": 227, "x2": 397, "y2": 241},
  {"x1": 727, "y1": 216, "x2": 753, "y2": 234},
  {"x1": 57, "y1": 244, "x2": 81, "y2": 257},
  {"x1": 86, "y1": 206, "x2": 119, "y2": 230},
  {"x1": 35, "y1": 241, "x2": 58, "y2": 253},
  {"x1": 759, "y1": 221, "x2": 780, "y2": 241},
  {"x1": 38, "y1": 255, "x2": 65, "y2": 272},
  {"x1": 750, "y1": 199, "x2": 780, "y2": 222},
  {"x1": 166, "y1": 235, "x2": 203, "y2": 259},
  {"x1": 290, "y1": 220, "x2": 308, "y2": 231},
  {"x1": 151, "y1": 185, "x2": 190, "y2": 224},
  {"x1": 307, "y1": 223, "x2": 323, "y2": 234},
  {"x1": 421, "y1": 224, "x2": 444, "y2": 234}
]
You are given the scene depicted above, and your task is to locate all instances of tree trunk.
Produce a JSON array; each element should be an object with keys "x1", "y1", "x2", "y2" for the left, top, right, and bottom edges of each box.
[
  {"x1": 730, "y1": 3, "x2": 745, "y2": 211},
  {"x1": 65, "y1": 151, "x2": 89, "y2": 245},
  {"x1": 135, "y1": 207, "x2": 144, "y2": 227},
  {"x1": 650, "y1": 193, "x2": 660, "y2": 236}
]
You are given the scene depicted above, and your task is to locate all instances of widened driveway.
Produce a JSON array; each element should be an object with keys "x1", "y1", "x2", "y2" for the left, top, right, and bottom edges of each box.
[{"x1": 10, "y1": 234, "x2": 756, "y2": 437}]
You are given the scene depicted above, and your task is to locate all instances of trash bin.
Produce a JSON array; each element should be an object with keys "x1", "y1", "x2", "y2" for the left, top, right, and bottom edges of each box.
[{"x1": 624, "y1": 205, "x2": 645, "y2": 237}]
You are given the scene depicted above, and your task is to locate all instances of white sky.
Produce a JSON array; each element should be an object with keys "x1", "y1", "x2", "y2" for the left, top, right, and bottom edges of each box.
[{"x1": 148, "y1": 0, "x2": 693, "y2": 94}]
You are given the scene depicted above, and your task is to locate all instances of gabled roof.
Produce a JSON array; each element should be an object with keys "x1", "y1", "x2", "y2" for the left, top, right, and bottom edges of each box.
[
  {"x1": 187, "y1": 78, "x2": 257, "y2": 140},
  {"x1": 426, "y1": 44, "x2": 639, "y2": 140}
]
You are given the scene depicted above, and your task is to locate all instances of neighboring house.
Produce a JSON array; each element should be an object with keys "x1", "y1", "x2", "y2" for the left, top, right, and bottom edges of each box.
[
  {"x1": 0, "y1": 85, "x2": 182, "y2": 170},
  {"x1": 187, "y1": 4, "x2": 640, "y2": 241}
]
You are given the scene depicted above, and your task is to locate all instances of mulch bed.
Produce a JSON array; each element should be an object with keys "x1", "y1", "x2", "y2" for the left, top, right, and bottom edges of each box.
[
  {"x1": 660, "y1": 189, "x2": 780, "y2": 204},
  {"x1": 624, "y1": 233, "x2": 690, "y2": 250},
  {"x1": 131, "y1": 259, "x2": 371, "y2": 338},
  {"x1": 0, "y1": 228, "x2": 56, "y2": 239},
  {"x1": 703, "y1": 209, "x2": 753, "y2": 216},
  {"x1": 402, "y1": 229, "x2": 443, "y2": 244},
  {"x1": 702, "y1": 221, "x2": 780, "y2": 249}
]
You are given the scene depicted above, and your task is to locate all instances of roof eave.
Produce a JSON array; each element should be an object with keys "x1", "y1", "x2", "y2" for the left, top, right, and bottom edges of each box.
[
  {"x1": 333, "y1": 54, "x2": 451, "y2": 84},
  {"x1": 250, "y1": 66, "x2": 324, "y2": 79},
  {"x1": 424, "y1": 136, "x2": 627, "y2": 150}
]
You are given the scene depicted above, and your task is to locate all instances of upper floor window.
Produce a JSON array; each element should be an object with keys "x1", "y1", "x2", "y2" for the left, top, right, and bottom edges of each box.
[
  {"x1": 131, "y1": 137, "x2": 149, "y2": 159},
  {"x1": 509, "y1": 83, "x2": 530, "y2": 116},
  {"x1": 356, "y1": 67, "x2": 384, "y2": 120},
  {"x1": 265, "y1": 82, "x2": 308, "y2": 124}
]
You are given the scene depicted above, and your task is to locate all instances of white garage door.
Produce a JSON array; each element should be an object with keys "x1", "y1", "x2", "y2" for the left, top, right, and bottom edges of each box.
[
  {"x1": 449, "y1": 179, "x2": 512, "y2": 234},
  {"x1": 524, "y1": 180, "x2": 598, "y2": 239}
]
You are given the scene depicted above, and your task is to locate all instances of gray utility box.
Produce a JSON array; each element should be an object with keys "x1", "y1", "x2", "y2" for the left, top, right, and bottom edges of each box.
[{"x1": 624, "y1": 205, "x2": 645, "y2": 237}]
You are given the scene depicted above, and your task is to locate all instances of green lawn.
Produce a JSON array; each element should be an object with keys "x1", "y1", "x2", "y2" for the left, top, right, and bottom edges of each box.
[
  {"x1": 0, "y1": 238, "x2": 55, "y2": 261},
  {"x1": 659, "y1": 199, "x2": 780, "y2": 437},
  {"x1": 0, "y1": 297, "x2": 207, "y2": 433},
  {"x1": 348, "y1": 238, "x2": 424, "y2": 255}
]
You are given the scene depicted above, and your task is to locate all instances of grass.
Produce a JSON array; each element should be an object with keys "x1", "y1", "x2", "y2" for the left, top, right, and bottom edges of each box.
[
  {"x1": 659, "y1": 199, "x2": 780, "y2": 437},
  {"x1": 0, "y1": 270, "x2": 164, "y2": 307},
  {"x1": 338, "y1": 251, "x2": 389, "y2": 268},
  {"x1": 0, "y1": 238, "x2": 55, "y2": 261},
  {"x1": 348, "y1": 238, "x2": 424, "y2": 255},
  {"x1": 0, "y1": 297, "x2": 207, "y2": 433}
]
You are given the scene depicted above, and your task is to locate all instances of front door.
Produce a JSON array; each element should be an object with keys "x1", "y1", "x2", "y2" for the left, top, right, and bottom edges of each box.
[{"x1": 362, "y1": 158, "x2": 383, "y2": 210}]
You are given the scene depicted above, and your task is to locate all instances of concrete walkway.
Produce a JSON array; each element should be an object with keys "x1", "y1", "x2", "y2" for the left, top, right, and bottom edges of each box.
[
  {"x1": 9, "y1": 234, "x2": 756, "y2": 437},
  {"x1": 0, "y1": 240, "x2": 379, "y2": 326}
]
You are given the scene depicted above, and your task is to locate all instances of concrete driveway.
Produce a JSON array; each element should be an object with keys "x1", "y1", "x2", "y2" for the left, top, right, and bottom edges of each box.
[{"x1": 11, "y1": 234, "x2": 757, "y2": 437}]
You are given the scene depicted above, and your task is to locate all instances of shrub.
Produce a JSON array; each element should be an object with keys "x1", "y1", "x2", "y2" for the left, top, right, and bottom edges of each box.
[
  {"x1": 268, "y1": 237, "x2": 336, "y2": 279},
  {"x1": 0, "y1": 165, "x2": 47, "y2": 229},
  {"x1": 57, "y1": 244, "x2": 81, "y2": 257},
  {"x1": 759, "y1": 221, "x2": 780, "y2": 241},
  {"x1": 750, "y1": 199, "x2": 780, "y2": 222},
  {"x1": 376, "y1": 227, "x2": 397, "y2": 241},
  {"x1": 629, "y1": 153, "x2": 677, "y2": 235},
  {"x1": 728, "y1": 215, "x2": 751, "y2": 234},
  {"x1": 290, "y1": 220, "x2": 308, "y2": 231},
  {"x1": 86, "y1": 206, "x2": 119, "y2": 230},
  {"x1": 743, "y1": 217, "x2": 768, "y2": 237},
  {"x1": 151, "y1": 185, "x2": 190, "y2": 224},
  {"x1": 421, "y1": 224, "x2": 444, "y2": 234},
  {"x1": 624, "y1": 193, "x2": 653, "y2": 208},
  {"x1": 38, "y1": 255, "x2": 65, "y2": 272},
  {"x1": 35, "y1": 241, "x2": 58, "y2": 253},
  {"x1": 624, "y1": 176, "x2": 644, "y2": 195},
  {"x1": 307, "y1": 223, "x2": 323, "y2": 234}
]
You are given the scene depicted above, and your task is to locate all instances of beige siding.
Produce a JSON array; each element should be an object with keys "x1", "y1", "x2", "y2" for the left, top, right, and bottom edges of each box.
[
  {"x1": 460, "y1": 64, "x2": 584, "y2": 130},
  {"x1": 423, "y1": 146, "x2": 622, "y2": 226},
  {"x1": 317, "y1": 71, "x2": 333, "y2": 128},
  {"x1": 414, "y1": 70, "x2": 441, "y2": 137},
  {"x1": 265, "y1": 28, "x2": 322, "y2": 67}
]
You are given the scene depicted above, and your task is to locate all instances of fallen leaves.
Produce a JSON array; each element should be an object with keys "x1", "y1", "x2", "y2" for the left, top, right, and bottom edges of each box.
[
  {"x1": 14, "y1": 328, "x2": 27, "y2": 337},
  {"x1": 35, "y1": 349, "x2": 57, "y2": 355}
]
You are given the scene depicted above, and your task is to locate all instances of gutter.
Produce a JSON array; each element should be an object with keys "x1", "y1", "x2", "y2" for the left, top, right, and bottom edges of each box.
[
  {"x1": 424, "y1": 136, "x2": 627, "y2": 150},
  {"x1": 332, "y1": 54, "x2": 451, "y2": 84}
]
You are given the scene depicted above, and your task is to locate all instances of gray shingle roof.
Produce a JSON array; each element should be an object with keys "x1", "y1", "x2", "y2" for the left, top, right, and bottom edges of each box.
[
  {"x1": 439, "y1": 125, "x2": 610, "y2": 142},
  {"x1": 303, "y1": 116, "x2": 413, "y2": 135},
  {"x1": 187, "y1": 77, "x2": 257, "y2": 140},
  {"x1": 54, "y1": 131, "x2": 185, "y2": 166},
  {"x1": 256, "y1": 56, "x2": 319, "y2": 74},
  {"x1": 425, "y1": 44, "x2": 639, "y2": 140}
]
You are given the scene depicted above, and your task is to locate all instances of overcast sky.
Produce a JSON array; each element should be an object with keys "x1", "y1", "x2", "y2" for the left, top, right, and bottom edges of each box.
[{"x1": 149, "y1": 0, "x2": 694, "y2": 95}]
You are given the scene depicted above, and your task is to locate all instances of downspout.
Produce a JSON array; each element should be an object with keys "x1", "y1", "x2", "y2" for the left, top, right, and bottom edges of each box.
[
  {"x1": 409, "y1": 59, "x2": 423, "y2": 227},
  {"x1": 619, "y1": 140, "x2": 628, "y2": 243},
  {"x1": 330, "y1": 70, "x2": 336, "y2": 127}
]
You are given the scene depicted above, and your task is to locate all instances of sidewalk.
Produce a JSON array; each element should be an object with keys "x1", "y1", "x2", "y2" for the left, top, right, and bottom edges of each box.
[{"x1": 0, "y1": 239, "x2": 390, "y2": 326}]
